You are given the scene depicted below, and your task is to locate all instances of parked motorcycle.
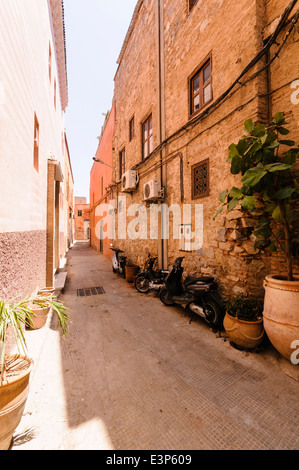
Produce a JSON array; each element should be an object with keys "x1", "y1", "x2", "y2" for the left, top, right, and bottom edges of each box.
[
  {"x1": 110, "y1": 247, "x2": 127, "y2": 278},
  {"x1": 159, "y1": 257, "x2": 225, "y2": 328},
  {"x1": 134, "y1": 254, "x2": 169, "y2": 294}
]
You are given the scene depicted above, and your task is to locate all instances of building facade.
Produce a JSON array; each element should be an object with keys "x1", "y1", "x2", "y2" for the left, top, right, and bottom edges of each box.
[
  {"x1": 0, "y1": 0, "x2": 72, "y2": 298},
  {"x1": 74, "y1": 197, "x2": 90, "y2": 241},
  {"x1": 104, "y1": 0, "x2": 298, "y2": 297},
  {"x1": 64, "y1": 135, "x2": 75, "y2": 253},
  {"x1": 90, "y1": 103, "x2": 116, "y2": 259}
]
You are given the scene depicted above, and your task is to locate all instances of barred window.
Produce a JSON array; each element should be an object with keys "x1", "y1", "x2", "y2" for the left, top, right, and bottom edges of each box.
[{"x1": 191, "y1": 159, "x2": 210, "y2": 199}]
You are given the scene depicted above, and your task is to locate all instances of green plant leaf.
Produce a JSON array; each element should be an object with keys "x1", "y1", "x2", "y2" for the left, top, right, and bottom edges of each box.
[
  {"x1": 227, "y1": 198, "x2": 240, "y2": 212},
  {"x1": 266, "y1": 141, "x2": 280, "y2": 149},
  {"x1": 244, "y1": 119, "x2": 254, "y2": 133},
  {"x1": 242, "y1": 167, "x2": 267, "y2": 187},
  {"x1": 219, "y1": 190, "x2": 228, "y2": 203},
  {"x1": 279, "y1": 140, "x2": 295, "y2": 146},
  {"x1": 277, "y1": 127, "x2": 290, "y2": 135},
  {"x1": 265, "y1": 162, "x2": 293, "y2": 173},
  {"x1": 282, "y1": 149, "x2": 299, "y2": 164},
  {"x1": 241, "y1": 196, "x2": 257, "y2": 211},
  {"x1": 264, "y1": 202, "x2": 277, "y2": 213},
  {"x1": 229, "y1": 187, "x2": 243, "y2": 199},
  {"x1": 213, "y1": 205, "x2": 224, "y2": 219},
  {"x1": 244, "y1": 141, "x2": 262, "y2": 156},
  {"x1": 228, "y1": 144, "x2": 239, "y2": 160},
  {"x1": 274, "y1": 112, "x2": 284, "y2": 124},
  {"x1": 276, "y1": 187, "x2": 296, "y2": 200},
  {"x1": 236, "y1": 139, "x2": 249, "y2": 156},
  {"x1": 230, "y1": 155, "x2": 242, "y2": 174},
  {"x1": 272, "y1": 205, "x2": 281, "y2": 221}
]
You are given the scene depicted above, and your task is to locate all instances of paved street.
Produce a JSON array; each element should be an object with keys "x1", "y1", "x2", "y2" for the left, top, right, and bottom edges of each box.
[{"x1": 13, "y1": 242, "x2": 299, "y2": 450}]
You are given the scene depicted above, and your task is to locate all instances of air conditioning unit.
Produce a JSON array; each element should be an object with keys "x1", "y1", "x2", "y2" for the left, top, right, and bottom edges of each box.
[
  {"x1": 121, "y1": 170, "x2": 139, "y2": 192},
  {"x1": 144, "y1": 179, "x2": 162, "y2": 201}
]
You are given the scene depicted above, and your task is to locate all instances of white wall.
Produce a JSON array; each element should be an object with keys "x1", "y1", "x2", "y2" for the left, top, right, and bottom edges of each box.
[{"x1": 0, "y1": 0, "x2": 66, "y2": 233}]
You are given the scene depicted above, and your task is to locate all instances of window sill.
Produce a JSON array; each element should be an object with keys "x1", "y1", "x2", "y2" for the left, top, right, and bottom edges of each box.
[{"x1": 189, "y1": 97, "x2": 213, "y2": 121}]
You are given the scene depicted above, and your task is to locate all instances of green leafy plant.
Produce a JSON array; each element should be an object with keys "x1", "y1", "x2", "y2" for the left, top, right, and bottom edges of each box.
[
  {"x1": 0, "y1": 295, "x2": 69, "y2": 384},
  {"x1": 214, "y1": 112, "x2": 299, "y2": 281},
  {"x1": 226, "y1": 295, "x2": 264, "y2": 322}
]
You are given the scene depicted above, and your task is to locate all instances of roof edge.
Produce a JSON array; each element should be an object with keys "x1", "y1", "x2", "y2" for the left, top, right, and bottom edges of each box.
[{"x1": 116, "y1": 0, "x2": 144, "y2": 66}]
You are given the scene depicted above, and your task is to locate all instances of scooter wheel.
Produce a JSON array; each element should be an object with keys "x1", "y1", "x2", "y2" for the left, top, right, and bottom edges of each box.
[
  {"x1": 204, "y1": 298, "x2": 224, "y2": 329},
  {"x1": 160, "y1": 287, "x2": 175, "y2": 306},
  {"x1": 134, "y1": 275, "x2": 150, "y2": 293}
]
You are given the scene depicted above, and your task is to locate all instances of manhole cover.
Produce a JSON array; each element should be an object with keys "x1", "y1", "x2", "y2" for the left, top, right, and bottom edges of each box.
[{"x1": 77, "y1": 287, "x2": 105, "y2": 297}]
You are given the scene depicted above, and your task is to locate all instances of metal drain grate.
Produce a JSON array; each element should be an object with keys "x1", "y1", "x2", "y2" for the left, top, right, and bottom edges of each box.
[{"x1": 77, "y1": 286, "x2": 105, "y2": 297}]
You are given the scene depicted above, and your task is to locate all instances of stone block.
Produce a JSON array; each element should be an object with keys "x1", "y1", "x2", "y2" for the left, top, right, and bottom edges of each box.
[
  {"x1": 217, "y1": 228, "x2": 227, "y2": 242},
  {"x1": 243, "y1": 242, "x2": 258, "y2": 255},
  {"x1": 229, "y1": 229, "x2": 242, "y2": 241},
  {"x1": 241, "y1": 218, "x2": 257, "y2": 228},
  {"x1": 226, "y1": 210, "x2": 243, "y2": 221}
]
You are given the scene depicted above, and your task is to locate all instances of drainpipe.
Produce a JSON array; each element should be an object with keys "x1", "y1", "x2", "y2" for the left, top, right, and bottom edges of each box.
[{"x1": 155, "y1": 0, "x2": 168, "y2": 269}]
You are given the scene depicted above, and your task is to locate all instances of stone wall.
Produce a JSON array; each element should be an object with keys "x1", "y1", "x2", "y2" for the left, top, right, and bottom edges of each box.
[{"x1": 110, "y1": 0, "x2": 299, "y2": 298}]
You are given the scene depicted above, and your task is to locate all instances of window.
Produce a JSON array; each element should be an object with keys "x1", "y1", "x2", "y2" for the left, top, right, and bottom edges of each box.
[
  {"x1": 190, "y1": 57, "x2": 212, "y2": 116},
  {"x1": 119, "y1": 148, "x2": 125, "y2": 179},
  {"x1": 189, "y1": 0, "x2": 199, "y2": 11},
  {"x1": 49, "y1": 43, "x2": 52, "y2": 82},
  {"x1": 33, "y1": 114, "x2": 39, "y2": 172},
  {"x1": 191, "y1": 159, "x2": 210, "y2": 199},
  {"x1": 142, "y1": 114, "x2": 153, "y2": 160},
  {"x1": 78, "y1": 210, "x2": 83, "y2": 217},
  {"x1": 129, "y1": 116, "x2": 135, "y2": 141}
]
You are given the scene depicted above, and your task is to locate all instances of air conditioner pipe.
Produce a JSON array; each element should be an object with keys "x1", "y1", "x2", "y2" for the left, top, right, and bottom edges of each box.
[{"x1": 155, "y1": 0, "x2": 168, "y2": 270}]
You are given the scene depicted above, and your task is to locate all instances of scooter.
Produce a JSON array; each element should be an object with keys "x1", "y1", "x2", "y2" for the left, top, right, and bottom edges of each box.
[
  {"x1": 110, "y1": 247, "x2": 127, "y2": 278},
  {"x1": 159, "y1": 257, "x2": 225, "y2": 328},
  {"x1": 134, "y1": 254, "x2": 169, "y2": 294}
]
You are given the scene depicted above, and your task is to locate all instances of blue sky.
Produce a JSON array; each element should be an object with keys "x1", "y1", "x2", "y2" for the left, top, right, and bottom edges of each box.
[{"x1": 63, "y1": 0, "x2": 137, "y2": 202}]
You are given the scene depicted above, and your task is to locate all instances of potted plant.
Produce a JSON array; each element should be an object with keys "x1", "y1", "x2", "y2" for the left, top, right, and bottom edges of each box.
[
  {"x1": 0, "y1": 295, "x2": 69, "y2": 450},
  {"x1": 224, "y1": 295, "x2": 265, "y2": 349},
  {"x1": 215, "y1": 112, "x2": 299, "y2": 362},
  {"x1": 26, "y1": 295, "x2": 68, "y2": 331},
  {"x1": 38, "y1": 287, "x2": 55, "y2": 296}
]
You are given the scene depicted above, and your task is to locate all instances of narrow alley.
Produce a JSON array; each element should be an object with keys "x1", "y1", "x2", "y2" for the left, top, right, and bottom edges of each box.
[{"x1": 12, "y1": 242, "x2": 299, "y2": 451}]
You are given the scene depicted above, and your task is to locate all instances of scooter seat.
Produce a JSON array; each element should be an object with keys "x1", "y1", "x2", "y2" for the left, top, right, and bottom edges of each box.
[{"x1": 184, "y1": 276, "x2": 214, "y2": 287}]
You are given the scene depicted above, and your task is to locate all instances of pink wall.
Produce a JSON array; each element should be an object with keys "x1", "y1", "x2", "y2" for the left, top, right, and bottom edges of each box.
[{"x1": 90, "y1": 102, "x2": 115, "y2": 258}]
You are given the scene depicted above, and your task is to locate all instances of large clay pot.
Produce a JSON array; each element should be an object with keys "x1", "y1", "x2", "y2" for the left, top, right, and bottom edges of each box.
[
  {"x1": 126, "y1": 266, "x2": 139, "y2": 283},
  {"x1": 263, "y1": 275, "x2": 299, "y2": 363},
  {"x1": 0, "y1": 356, "x2": 34, "y2": 450},
  {"x1": 27, "y1": 302, "x2": 51, "y2": 330},
  {"x1": 223, "y1": 313, "x2": 265, "y2": 349}
]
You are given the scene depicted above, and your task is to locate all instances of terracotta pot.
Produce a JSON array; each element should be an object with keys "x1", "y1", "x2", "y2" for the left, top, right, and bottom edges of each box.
[
  {"x1": 0, "y1": 356, "x2": 34, "y2": 450},
  {"x1": 263, "y1": 275, "x2": 299, "y2": 363},
  {"x1": 126, "y1": 266, "x2": 139, "y2": 283},
  {"x1": 27, "y1": 302, "x2": 51, "y2": 330},
  {"x1": 223, "y1": 312, "x2": 265, "y2": 349},
  {"x1": 38, "y1": 287, "x2": 55, "y2": 297}
]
